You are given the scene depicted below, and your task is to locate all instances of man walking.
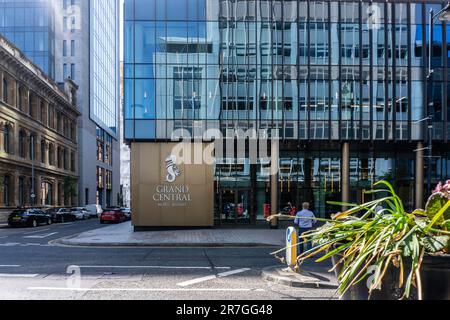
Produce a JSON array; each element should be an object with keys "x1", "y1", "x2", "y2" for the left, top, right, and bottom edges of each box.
[{"x1": 294, "y1": 202, "x2": 316, "y2": 254}]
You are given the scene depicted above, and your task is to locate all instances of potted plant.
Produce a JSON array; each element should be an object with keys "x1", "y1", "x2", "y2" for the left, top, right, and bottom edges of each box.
[{"x1": 272, "y1": 180, "x2": 450, "y2": 300}]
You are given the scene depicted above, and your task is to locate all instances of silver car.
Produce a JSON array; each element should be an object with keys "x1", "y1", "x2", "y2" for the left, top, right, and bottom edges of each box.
[{"x1": 70, "y1": 207, "x2": 90, "y2": 220}]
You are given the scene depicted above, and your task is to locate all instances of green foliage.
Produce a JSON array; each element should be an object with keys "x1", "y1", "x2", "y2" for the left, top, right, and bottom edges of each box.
[
  {"x1": 276, "y1": 180, "x2": 450, "y2": 300},
  {"x1": 425, "y1": 192, "x2": 450, "y2": 225},
  {"x1": 63, "y1": 176, "x2": 78, "y2": 198}
]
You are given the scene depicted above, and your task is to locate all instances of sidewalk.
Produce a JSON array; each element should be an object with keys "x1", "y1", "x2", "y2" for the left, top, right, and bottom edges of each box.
[{"x1": 54, "y1": 221, "x2": 287, "y2": 247}]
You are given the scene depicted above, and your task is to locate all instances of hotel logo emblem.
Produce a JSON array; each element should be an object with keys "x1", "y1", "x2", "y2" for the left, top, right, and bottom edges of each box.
[{"x1": 165, "y1": 155, "x2": 181, "y2": 183}]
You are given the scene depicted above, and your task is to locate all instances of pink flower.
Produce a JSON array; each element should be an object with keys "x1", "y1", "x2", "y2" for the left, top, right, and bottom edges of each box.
[{"x1": 433, "y1": 182, "x2": 444, "y2": 194}]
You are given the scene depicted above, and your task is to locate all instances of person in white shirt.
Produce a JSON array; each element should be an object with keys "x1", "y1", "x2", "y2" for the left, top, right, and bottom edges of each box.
[{"x1": 294, "y1": 202, "x2": 317, "y2": 254}]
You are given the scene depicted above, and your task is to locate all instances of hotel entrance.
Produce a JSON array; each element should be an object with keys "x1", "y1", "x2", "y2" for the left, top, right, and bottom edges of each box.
[{"x1": 217, "y1": 188, "x2": 252, "y2": 225}]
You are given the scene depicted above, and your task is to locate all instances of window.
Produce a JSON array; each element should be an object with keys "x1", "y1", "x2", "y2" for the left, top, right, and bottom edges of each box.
[
  {"x1": 63, "y1": 17, "x2": 68, "y2": 32},
  {"x1": 19, "y1": 130, "x2": 26, "y2": 158},
  {"x1": 63, "y1": 64, "x2": 69, "y2": 79},
  {"x1": 29, "y1": 134, "x2": 36, "y2": 161},
  {"x1": 40, "y1": 101, "x2": 46, "y2": 124},
  {"x1": 49, "y1": 144, "x2": 55, "y2": 166},
  {"x1": 2, "y1": 78, "x2": 8, "y2": 103},
  {"x1": 29, "y1": 94, "x2": 34, "y2": 117},
  {"x1": 41, "y1": 140, "x2": 46, "y2": 164},
  {"x1": 71, "y1": 40, "x2": 75, "y2": 56},
  {"x1": 3, "y1": 175, "x2": 10, "y2": 206},
  {"x1": 19, "y1": 177, "x2": 25, "y2": 207},
  {"x1": 57, "y1": 146, "x2": 62, "y2": 168},
  {"x1": 71, "y1": 151, "x2": 76, "y2": 172},
  {"x1": 41, "y1": 181, "x2": 53, "y2": 206},
  {"x1": 85, "y1": 188, "x2": 89, "y2": 205},
  {"x1": 3, "y1": 125, "x2": 11, "y2": 154},
  {"x1": 18, "y1": 86, "x2": 24, "y2": 111},
  {"x1": 71, "y1": 64, "x2": 75, "y2": 80},
  {"x1": 63, "y1": 40, "x2": 67, "y2": 56}
]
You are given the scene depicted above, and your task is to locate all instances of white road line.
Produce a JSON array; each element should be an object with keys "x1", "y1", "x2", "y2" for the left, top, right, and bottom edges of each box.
[
  {"x1": 0, "y1": 274, "x2": 38, "y2": 278},
  {"x1": 28, "y1": 287, "x2": 262, "y2": 292},
  {"x1": 0, "y1": 243, "x2": 20, "y2": 247},
  {"x1": 0, "y1": 265, "x2": 21, "y2": 267},
  {"x1": 77, "y1": 265, "x2": 231, "y2": 270},
  {"x1": 24, "y1": 228, "x2": 51, "y2": 235},
  {"x1": 23, "y1": 232, "x2": 58, "y2": 239},
  {"x1": 177, "y1": 268, "x2": 251, "y2": 287},
  {"x1": 0, "y1": 236, "x2": 8, "y2": 239}
]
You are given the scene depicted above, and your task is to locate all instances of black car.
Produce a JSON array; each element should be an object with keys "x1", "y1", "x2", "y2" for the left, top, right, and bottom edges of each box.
[
  {"x1": 45, "y1": 207, "x2": 76, "y2": 223},
  {"x1": 8, "y1": 209, "x2": 53, "y2": 228}
]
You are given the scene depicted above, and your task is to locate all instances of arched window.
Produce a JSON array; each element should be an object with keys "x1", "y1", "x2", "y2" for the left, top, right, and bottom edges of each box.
[
  {"x1": 3, "y1": 175, "x2": 10, "y2": 206},
  {"x1": 18, "y1": 130, "x2": 26, "y2": 158},
  {"x1": 2, "y1": 78, "x2": 8, "y2": 103},
  {"x1": 3, "y1": 125, "x2": 10, "y2": 154}
]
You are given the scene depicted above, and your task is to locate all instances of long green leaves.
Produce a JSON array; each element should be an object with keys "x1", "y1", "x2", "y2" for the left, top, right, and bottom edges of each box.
[{"x1": 291, "y1": 180, "x2": 449, "y2": 300}]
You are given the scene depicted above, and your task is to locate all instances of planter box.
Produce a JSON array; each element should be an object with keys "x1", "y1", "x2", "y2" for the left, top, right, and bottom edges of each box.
[{"x1": 331, "y1": 254, "x2": 450, "y2": 300}]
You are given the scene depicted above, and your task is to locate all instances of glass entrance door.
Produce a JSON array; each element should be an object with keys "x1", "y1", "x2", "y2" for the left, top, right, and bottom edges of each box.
[{"x1": 219, "y1": 188, "x2": 251, "y2": 224}]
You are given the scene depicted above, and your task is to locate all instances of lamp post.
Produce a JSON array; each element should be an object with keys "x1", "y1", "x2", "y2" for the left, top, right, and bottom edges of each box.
[{"x1": 425, "y1": 3, "x2": 450, "y2": 198}]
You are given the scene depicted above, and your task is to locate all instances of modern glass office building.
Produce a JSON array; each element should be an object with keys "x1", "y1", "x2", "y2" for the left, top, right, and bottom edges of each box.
[
  {"x1": 0, "y1": 0, "x2": 55, "y2": 78},
  {"x1": 124, "y1": 0, "x2": 450, "y2": 226}
]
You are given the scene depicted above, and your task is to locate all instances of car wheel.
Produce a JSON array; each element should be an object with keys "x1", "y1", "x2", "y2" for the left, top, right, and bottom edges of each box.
[
  {"x1": 32, "y1": 220, "x2": 38, "y2": 228},
  {"x1": 100, "y1": 220, "x2": 105, "y2": 224},
  {"x1": 47, "y1": 218, "x2": 52, "y2": 225}
]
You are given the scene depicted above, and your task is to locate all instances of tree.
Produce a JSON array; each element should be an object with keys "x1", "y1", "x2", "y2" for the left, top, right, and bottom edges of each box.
[{"x1": 63, "y1": 176, "x2": 78, "y2": 206}]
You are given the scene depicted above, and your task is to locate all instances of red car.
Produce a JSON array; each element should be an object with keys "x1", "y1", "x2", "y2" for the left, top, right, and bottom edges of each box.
[{"x1": 100, "y1": 207, "x2": 126, "y2": 224}]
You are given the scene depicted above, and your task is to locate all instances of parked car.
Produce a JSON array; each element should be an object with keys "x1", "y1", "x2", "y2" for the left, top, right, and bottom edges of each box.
[
  {"x1": 121, "y1": 207, "x2": 132, "y2": 220},
  {"x1": 100, "y1": 207, "x2": 126, "y2": 224},
  {"x1": 70, "y1": 207, "x2": 90, "y2": 220},
  {"x1": 45, "y1": 207, "x2": 76, "y2": 223},
  {"x1": 8, "y1": 208, "x2": 52, "y2": 228},
  {"x1": 86, "y1": 204, "x2": 103, "y2": 218}
]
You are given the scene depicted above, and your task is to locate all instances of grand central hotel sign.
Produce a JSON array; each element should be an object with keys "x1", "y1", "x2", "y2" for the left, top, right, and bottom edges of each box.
[{"x1": 131, "y1": 143, "x2": 214, "y2": 229}]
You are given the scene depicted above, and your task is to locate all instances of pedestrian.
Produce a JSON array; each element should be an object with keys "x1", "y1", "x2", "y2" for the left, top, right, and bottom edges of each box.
[{"x1": 294, "y1": 202, "x2": 317, "y2": 254}]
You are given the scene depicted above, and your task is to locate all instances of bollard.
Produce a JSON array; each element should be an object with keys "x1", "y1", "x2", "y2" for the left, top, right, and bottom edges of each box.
[{"x1": 286, "y1": 227, "x2": 298, "y2": 269}]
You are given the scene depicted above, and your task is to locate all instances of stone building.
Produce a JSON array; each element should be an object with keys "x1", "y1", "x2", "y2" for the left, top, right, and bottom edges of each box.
[{"x1": 0, "y1": 35, "x2": 79, "y2": 222}]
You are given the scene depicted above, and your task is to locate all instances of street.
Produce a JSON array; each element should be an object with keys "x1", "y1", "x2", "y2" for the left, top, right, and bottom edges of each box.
[{"x1": 0, "y1": 220, "x2": 337, "y2": 300}]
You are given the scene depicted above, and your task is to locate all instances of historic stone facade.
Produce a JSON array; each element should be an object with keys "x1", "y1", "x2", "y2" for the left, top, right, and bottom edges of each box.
[{"x1": 0, "y1": 35, "x2": 79, "y2": 222}]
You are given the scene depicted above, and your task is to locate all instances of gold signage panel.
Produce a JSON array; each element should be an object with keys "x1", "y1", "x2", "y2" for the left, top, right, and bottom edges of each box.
[{"x1": 131, "y1": 142, "x2": 214, "y2": 227}]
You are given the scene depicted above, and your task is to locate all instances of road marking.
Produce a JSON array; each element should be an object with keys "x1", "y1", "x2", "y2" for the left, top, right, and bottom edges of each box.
[
  {"x1": 0, "y1": 273, "x2": 38, "y2": 278},
  {"x1": 0, "y1": 236, "x2": 7, "y2": 239},
  {"x1": 28, "y1": 287, "x2": 262, "y2": 292},
  {"x1": 177, "y1": 268, "x2": 251, "y2": 287},
  {"x1": 0, "y1": 243, "x2": 21, "y2": 247},
  {"x1": 24, "y1": 228, "x2": 51, "y2": 235},
  {"x1": 77, "y1": 265, "x2": 231, "y2": 270},
  {"x1": 0, "y1": 265, "x2": 21, "y2": 267},
  {"x1": 21, "y1": 243, "x2": 51, "y2": 247},
  {"x1": 24, "y1": 232, "x2": 58, "y2": 239}
]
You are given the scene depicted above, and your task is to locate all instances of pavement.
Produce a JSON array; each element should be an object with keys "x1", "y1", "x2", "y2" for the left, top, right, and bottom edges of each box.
[
  {"x1": 262, "y1": 265, "x2": 338, "y2": 289},
  {"x1": 55, "y1": 221, "x2": 287, "y2": 247}
]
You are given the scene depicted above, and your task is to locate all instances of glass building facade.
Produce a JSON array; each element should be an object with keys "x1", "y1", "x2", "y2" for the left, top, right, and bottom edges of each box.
[
  {"x1": 124, "y1": 0, "x2": 450, "y2": 223},
  {"x1": 0, "y1": 0, "x2": 55, "y2": 79},
  {"x1": 90, "y1": 0, "x2": 120, "y2": 134}
]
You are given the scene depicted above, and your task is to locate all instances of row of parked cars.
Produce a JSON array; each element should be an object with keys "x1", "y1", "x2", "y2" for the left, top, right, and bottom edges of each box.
[{"x1": 7, "y1": 205, "x2": 132, "y2": 228}]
